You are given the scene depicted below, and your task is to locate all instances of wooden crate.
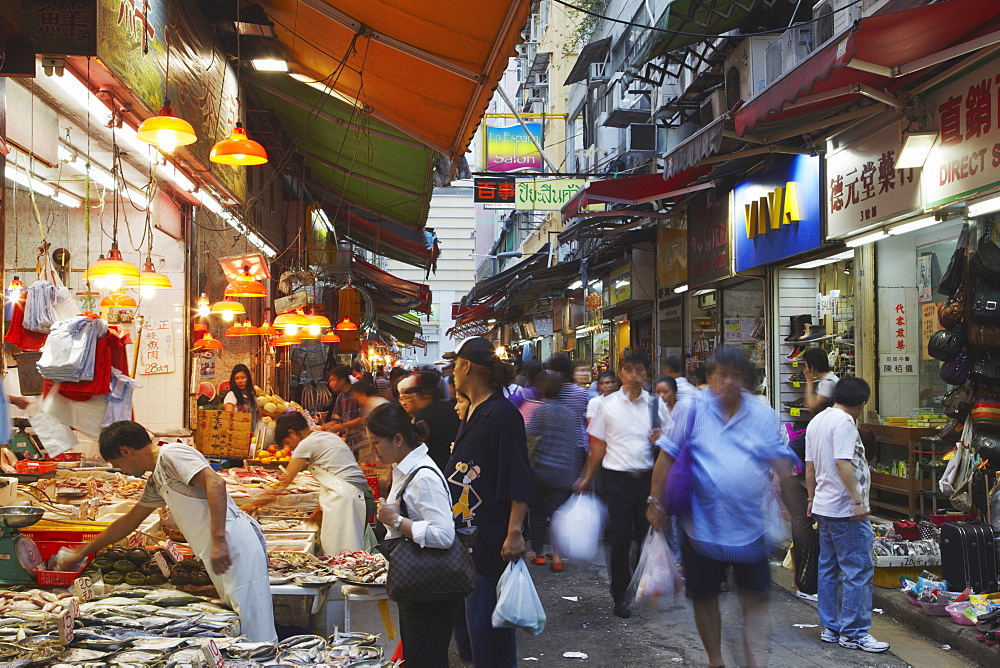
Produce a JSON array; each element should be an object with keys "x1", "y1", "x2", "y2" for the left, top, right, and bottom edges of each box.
[{"x1": 193, "y1": 410, "x2": 253, "y2": 458}]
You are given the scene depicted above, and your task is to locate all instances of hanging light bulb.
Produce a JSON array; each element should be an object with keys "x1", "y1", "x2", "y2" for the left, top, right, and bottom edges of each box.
[
  {"x1": 271, "y1": 333, "x2": 301, "y2": 347},
  {"x1": 305, "y1": 310, "x2": 331, "y2": 337},
  {"x1": 335, "y1": 317, "x2": 358, "y2": 331},
  {"x1": 7, "y1": 276, "x2": 24, "y2": 302},
  {"x1": 100, "y1": 291, "x2": 138, "y2": 309},
  {"x1": 321, "y1": 331, "x2": 341, "y2": 343},
  {"x1": 225, "y1": 265, "x2": 266, "y2": 298},
  {"x1": 273, "y1": 311, "x2": 309, "y2": 331},
  {"x1": 195, "y1": 332, "x2": 223, "y2": 350},
  {"x1": 210, "y1": 122, "x2": 268, "y2": 165},
  {"x1": 221, "y1": 310, "x2": 235, "y2": 322},
  {"x1": 83, "y1": 246, "x2": 140, "y2": 291},
  {"x1": 196, "y1": 293, "x2": 211, "y2": 318},
  {"x1": 298, "y1": 326, "x2": 319, "y2": 340},
  {"x1": 258, "y1": 320, "x2": 277, "y2": 337},
  {"x1": 210, "y1": 296, "x2": 246, "y2": 319},
  {"x1": 136, "y1": 101, "x2": 197, "y2": 153},
  {"x1": 136, "y1": 259, "x2": 172, "y2": 298}
]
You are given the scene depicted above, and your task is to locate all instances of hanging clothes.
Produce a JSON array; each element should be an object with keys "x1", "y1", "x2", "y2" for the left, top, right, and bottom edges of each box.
[
  {"x1": 23, "y1": 281, "x2": 59, "y2": 333},
  {"x1": 37, "y1": 316, "x2": 108, "y2": 383},
  {"x1": 59, "y1": 334, "x2": 113, "y2": 400},
  {"x1": 103, "y1": 370, "x2": 141, "y2": 427},
  {"x1": 4, "y1": 292, "x2": 48, "y2": 351}
]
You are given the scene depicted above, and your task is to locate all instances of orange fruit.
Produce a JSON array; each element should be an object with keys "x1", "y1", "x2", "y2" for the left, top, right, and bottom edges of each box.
[{"x1": 267, "y1": 445, "x2": 277, "y2": 454}]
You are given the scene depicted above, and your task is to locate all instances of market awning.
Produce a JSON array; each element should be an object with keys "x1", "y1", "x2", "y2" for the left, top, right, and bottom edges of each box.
[
  {"x1": 462, "y1": 244, "x2": 551, "y2": 306},
  {"x1": 377, "y1": 313, "x2": 423, "y2": 344},
  {"x1": 734, "y1": 0, "x2": 1000, "y2": 136},
  {"x1": 564, "y1": 38, "x2": 611, "y2": 85},
  {"x1": 261, "y1": 0, "x2": 532, "y2": 158},
  {"x1": 662, "y1": 117, "x2": 727, "y2": 179},
  {"x1": 560, "y1": 166, "x2": 713, "y2": 223},
  {"x1": 633, "y1": 0, "x2": 785, "y2": 67},
  {"x1": 509, "y1": 259, "x2": 581, "y2": 299},
  {"x1": 351, "y1": 256, "x2": 432, "y2": 315},
  {"x1": 320, "y1": 203, "x2": 432, "y2": 267},
  {"x1": 251, "y1": 76, "x2": 435, "y2": 229}
]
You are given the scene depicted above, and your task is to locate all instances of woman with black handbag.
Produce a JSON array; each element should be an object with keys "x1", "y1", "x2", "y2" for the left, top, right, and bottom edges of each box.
[{"x1": 368, "y1": 402, "x2": 460, "y2": 667}]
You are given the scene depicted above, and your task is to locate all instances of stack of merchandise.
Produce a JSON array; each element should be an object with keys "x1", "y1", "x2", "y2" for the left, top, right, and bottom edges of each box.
[{"x1": 872, "y1": 522, "x2": 941, "y2": 568}]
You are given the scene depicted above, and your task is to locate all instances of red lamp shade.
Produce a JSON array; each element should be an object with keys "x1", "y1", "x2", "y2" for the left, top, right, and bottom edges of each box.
[
  {"x1": 210, "y1": 123, "x2": 268, "y2": 165},
  {"x1": 196, "y1": 333, "x2": 223, "y2": 350},
  {"x1": 335, "y1": 317, "x2": 358, "y2": 331}
]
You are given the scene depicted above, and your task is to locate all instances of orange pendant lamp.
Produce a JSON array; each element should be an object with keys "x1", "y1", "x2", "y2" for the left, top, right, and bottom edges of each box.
[
  {"x1": 225, "y1": 265, "x2": 266, "y2": 298},
  {"x1": 271, "y1": 332, "x2": 302, "y2": 347},
  {"x1": 136, "y1": 101, "x2": 197, "y2": 153},
  {"x1": 335, "y1": 317, "x2": 358, "y2": 331},
  {"x1": 196, "y1": 332, "x2": 223, "y2": 350},
  {"x1": 210, "y1": 296, "x2": 246, "y2": 322},
  {"x1": 125, "y1": 259, "x2": 173, "y2": 298},
  {"x1": 210, "y1": 123, "x2": 268, "y2": 166},
  {"x1": 83, "y1": 246, "x2": 141, "y2": 291},
  {"x1": 321, "y1": 331, "x2": 341, "y2": 343},
  {"x1": 226, "y1": 320, "x2": 260, "y2": 337},
  {"x1": 258, "y1": 320, "x2": 278, "y2": 337},
  {"x1": 273, "y1": 310, "x2": 309, "y2": 336},
  {"x1": 100, "y1": 290, "x2": 138, "y2": 309},
  {"x1": 305, "y1": 310, "x2": 331, "y2": 337},
  {"x1": 196, "y1": 293, "x2": 211, "y2": 318},
  {"x1": 7, "y1": 276, "x2": 24, "y2": 302}
]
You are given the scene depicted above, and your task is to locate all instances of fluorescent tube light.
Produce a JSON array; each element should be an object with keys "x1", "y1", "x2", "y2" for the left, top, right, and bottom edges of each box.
[
  {"x1": 968, "y1": 193, "x2": 1000, "y2": 218},
  {"x1": 894, "y1": 131, "x2": 937, "y2": 170},
  {"x1": 673, "y1": 284, "x2": 689, "y2": 293},
  {"x1": 845, "y1": 230, "x2": 888, "y2": 247},
  {"x1": 887, "y1": 216, "x2": 938, "y2": 236}
]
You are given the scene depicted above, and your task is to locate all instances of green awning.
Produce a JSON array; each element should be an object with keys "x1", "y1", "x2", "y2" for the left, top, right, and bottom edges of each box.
[
  {"x1": 634, "y1": 0, "x2": 780, "y2": 67},
  {"x1": 377, "y1": 313, "x2": 423, "y2": 344},
  {"x1": 249, "y1": 75, "x2": 435, "y2": 228}
]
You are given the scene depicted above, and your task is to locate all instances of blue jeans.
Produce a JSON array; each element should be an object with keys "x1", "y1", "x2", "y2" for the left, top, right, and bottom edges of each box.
[
  {"x1": 815, "y1": 515, "x2": 874, "y2": 638},
  {"x1": 452, "y1": 574, "x2": 517, "y2": 668}
]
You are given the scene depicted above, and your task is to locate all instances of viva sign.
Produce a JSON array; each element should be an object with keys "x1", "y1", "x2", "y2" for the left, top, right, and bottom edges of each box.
[{"x1": 732, "y1": 154, "x2": 821, "y2": 272}]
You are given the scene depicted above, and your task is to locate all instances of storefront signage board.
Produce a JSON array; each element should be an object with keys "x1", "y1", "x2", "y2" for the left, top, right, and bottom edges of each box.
[
  {"x1": 920, "y1": 302, "x2": 938, "y2": 361},
  {"x1": 923, "y1": 52, "x2": 1000, "y2": 209},
  {"x1": 2, "y1": 1, "x2": 98, "y2": 56},
  {"x1": 515, "y1": 179, "x2": 589, "y2": 210},
  {"x1": 656, "y1": 222, "x2": 687, "y2": 290},
  {"x1": 96, "y1": 0, "x2": 245, "y2": 201},
  {"x1": 140, "y1": 319, "x2": 175, "y2": 374},
  {"x1": 485, "y1": 123, "x2": 543, "y2": 173},
  {"x1": 610, "y1": 265, "x2": 631, "y2": 305},
  {"x1": 826, "y1": 123, "x2": 922, "y2": 238},
  {"x1": 474, "y1": 178, "x2": 516, "y2": 205},
  {"x1": 732, "y1": 155, "x2": 822, "y2": 272},
  {"x1": 687, "y1": 192, "x2": 731, "y2": 288}
]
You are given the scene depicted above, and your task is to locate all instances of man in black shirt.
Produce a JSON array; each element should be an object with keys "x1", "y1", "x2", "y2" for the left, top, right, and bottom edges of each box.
[{"x1": 401, "y1": 370, "x2": 459, "y2": 471}]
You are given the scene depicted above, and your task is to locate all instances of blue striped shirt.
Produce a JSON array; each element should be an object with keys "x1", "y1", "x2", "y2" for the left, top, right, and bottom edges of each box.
[{"x1": 656, "y1": 388, "x2": 795, "y2": 562}]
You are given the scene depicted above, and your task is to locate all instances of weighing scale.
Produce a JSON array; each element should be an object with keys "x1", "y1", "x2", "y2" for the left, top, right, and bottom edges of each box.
[
  {"x1": 8, "y1": 418, "x2": 42, "y2": 458},
  {"x1": 0, "y1": 506, "x2": 44, "y2": 585}
]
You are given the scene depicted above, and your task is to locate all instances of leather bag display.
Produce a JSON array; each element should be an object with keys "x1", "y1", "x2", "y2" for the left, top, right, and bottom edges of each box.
[
  {"x1": 972, "y1": 219, "x2": 1000, "y2": 284},
  {"x1": 938, "y1": 285, "x2": 966, "y2": 328},
  {"x1": 971, "y1": 397, "x2": 1000, "y2": 433},
  {"x1": 928, "y1": 324, "x2": 965, "y2": 361},
  {"x1": 971, "y1": 352, "x2": 1000, "y2": 385},
  {"x1": 375, "y1": 466, "x2": 477, "y2": 603},
  {"x1": 970, "y1": 322, "x2": 1000, "y2": 350},
  {"x1": 941, "y1": 351, "x2": 970, "y2": 385},
  {"x1": 971, "y1": 273, "x2": 1000, "y2": 323},
  {"x1": 940, "y1": 222, "x2": 969, "y2": 296},
  {"x1": 943, "y1": 383, "x2": 975, "y2": 420}
]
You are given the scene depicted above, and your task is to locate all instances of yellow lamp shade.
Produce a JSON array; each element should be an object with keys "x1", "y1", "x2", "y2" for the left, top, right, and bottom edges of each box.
[
  {"x1": 335, "y1": 317, "x2": 358, "y2": 331},
  {"x1": 271, "y1": 333, "x2": 301, "y2": 347},
  {"x1": 306, "y1": 312, "x2": 332, "y2": 329},
  {"x1": 196, "y1": 333, "x2": 223, "y2": 350},
  {"x1": 210, "y1": 297, "x2": 246, "y2": 316},
  {"x1": 210, "y1": 123, "x2": 268, "y2": 165},
  {"x1": 100, "y1": 291, "x2": 137, "y2": 309},
  {"x1": 136, "y1": 105, "x2": 197, "y2": 153},
  {"x1": 321, "y1": 331, "x2": 341, "y2": 343},
  {"x1": 298, "y1": 328, "x2": 319, "y2": 339},
  {"x1": 258, "y1": 321, "x2": 278, "y2": 336},
  {"x1": 226, "y1": 321, "x2": 260, "y2": 337},
  {"x1": 125, "y1": 260, "x2": 172, "y2": 298},
  {"x1": 83, "y1": 247, "x2": 140, "y2": 291},
  {"x1": 225, "y1": 265, "x2": 266, "y2": 297},
  {"x1": 273, "y1": 311, "x2": 309, "y2": 329},
  {"x1": 8, "y1": 277, "x2": 24, "y2": 291}
]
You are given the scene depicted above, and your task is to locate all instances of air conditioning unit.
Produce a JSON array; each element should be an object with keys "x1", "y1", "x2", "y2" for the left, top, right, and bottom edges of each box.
[
  {"x1": 722, "y1": 36, "x2": 778, "y2": 107},
  {"x1": 781, "y1": 26, "x2": 813, "y2": 73},
  {"x1": 589, "y1": 61, "x2": 609, "y2": 82},
  {"x1": 765, "y1": 39, "x2": 783, "y2": 86},
  {"x1": 699, "y1": 89, "x2": 726, "y2": 126},
  {"x1": 626, "y1": 124, "x2": 657, "y2": 153},
  {"x1": 813, "y1": 0, "x2": 862, "y2": 43}
]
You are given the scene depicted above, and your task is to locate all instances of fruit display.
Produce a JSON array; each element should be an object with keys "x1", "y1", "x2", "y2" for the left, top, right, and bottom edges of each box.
[
  {"x1": 254, "y1": 385, "x2": 304, "y2": 418},
  {"x1": 255, "y1": 443, "x2": 293, "y2": 464}
]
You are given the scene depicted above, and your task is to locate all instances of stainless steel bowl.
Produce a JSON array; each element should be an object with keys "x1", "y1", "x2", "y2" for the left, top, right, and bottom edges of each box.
[{"x1": 0, "y1": 506, "x2": 44, "y2": 529}]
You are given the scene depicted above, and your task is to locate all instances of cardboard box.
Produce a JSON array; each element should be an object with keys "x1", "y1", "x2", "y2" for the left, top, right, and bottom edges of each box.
[{"x1": 193, "y1": 410, "x2": 253, "y2": 458}]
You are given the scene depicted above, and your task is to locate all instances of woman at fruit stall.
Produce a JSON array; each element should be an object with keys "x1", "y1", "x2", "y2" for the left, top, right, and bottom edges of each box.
[
  {"x1": 223, "y1": 364, "x2": 260, "y2": 429},
  {"x1": 367, "y1": 402, "x2": 458, "y2": 668},
  {"x1": 242, "y1": 411, "x2": 374, "y2": 555}
]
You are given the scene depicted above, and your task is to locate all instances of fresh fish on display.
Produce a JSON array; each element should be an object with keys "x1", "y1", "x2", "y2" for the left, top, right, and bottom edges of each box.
[
  {"x1": 56, "y1": 647, "x2": 111, "y2": 663},
  {"x1": 129, "y1": 637, "x2": 189, "y2": 651},
  {"x1": 108, "y1": 649, "x2": 166, "y2": 664}
]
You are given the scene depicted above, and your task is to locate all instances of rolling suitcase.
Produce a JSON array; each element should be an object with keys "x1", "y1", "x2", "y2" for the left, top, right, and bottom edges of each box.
[{"x1": 940, "y1": 522, "x2": 1000, "y2": 593}]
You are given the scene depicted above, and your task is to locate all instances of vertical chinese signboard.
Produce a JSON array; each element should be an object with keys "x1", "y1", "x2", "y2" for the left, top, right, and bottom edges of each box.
[
  {"x1": 140, "y1": 320, "x2": 175, "y2": 374},
  {"x1": 923, "y1": 54, "x2": 1000, "y2": 209},
  {"x1": 878, "y1": 287, "x2": 917, "y2": 375},
  {"x1": 96, "y1": 0, "x2": 245, "y2": 201},
  {"x1": 825, "y1": 123, "x2": 922, "y2": 238},
  {"x1": 687, "y1": 191, "x2": 731, "y2": 288}
]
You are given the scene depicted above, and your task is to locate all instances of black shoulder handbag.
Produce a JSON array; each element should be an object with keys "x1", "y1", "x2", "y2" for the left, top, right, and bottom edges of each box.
[
  {"x1": 971, "y1": 271, "x2": 1000, "y2": 322},
  {"x1": 375, "y1": 466, "x2": 477, "y2": 603},
  {"x1": 972, "y1": 218, "x2": 1000, "y2": 284},
  {"x1": 971, "y1": 352, "x2": 1000, "y2": 385},
  {"x1": 940, "y1": 222, "x2": 970, "y2": 295}
]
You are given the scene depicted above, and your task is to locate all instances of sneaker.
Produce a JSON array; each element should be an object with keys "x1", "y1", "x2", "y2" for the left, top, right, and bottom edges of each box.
[
  {"x1": 613, "y1": 601, "x2": 632, "y2": 619},
  {"x1": 820, "y1": 628, "x2": 839, "y2": 643},
  {"x1": 839, "y1": 633, "x2": 889, "y2": 653}
]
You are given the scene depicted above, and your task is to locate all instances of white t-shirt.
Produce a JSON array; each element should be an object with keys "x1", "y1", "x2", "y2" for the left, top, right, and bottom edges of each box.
[
  {"x1": 805, "y1": 406, "x2": 870, "y2": 517},
  {"x1": 139, "y1": 443, "x2": 236, "y2": 509},
  {"x1": 587, "y1": 389, "x2": 670, "y2": 472},
  {"x1": 816, "y1": 372, "x2": 839, "y2": 400},
  {"x1": 586, "y1": 395, "x2": 604, "y2": 420},
  {"x1": 291, "y1": 431, "x2": 368, "y2": 489}
]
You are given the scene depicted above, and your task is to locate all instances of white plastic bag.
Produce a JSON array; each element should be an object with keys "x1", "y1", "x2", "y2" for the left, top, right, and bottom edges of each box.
[
  {"x1": 492, "y1": 559, "x2": 546, "y2": 636},
  {"x1": 626, "y1": 529, "x2": 682, "y2": 608},
  {"x1": 551, "y1": 493, "x2": 607, "y2": 561}
]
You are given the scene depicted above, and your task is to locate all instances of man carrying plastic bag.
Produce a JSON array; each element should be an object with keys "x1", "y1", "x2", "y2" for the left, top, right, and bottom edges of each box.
[
  {"x1": 492, "y1": 559, "x2": 546, "y2": 636},
  {"x1": 627, "y1": 529, "x2": 683, "y2": 609}
]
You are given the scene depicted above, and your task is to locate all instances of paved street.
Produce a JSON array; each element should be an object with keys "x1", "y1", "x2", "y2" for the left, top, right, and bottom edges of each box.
[{"x1": 452, "y1": 554, "x2": 979, "y2": 667}]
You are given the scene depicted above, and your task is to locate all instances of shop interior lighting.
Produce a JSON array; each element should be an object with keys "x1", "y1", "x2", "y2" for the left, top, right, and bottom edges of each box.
[
  {"x1": 210, "y1": 122, "x2": 268, "y2": 166},
  {"x1": 967, "y1": 192, "x2": 1000, "y2": 218},
  {"x1": 83, "y1": 246, "x2": 141, "y2": 290},
  {"x1": 53, "y1": 192, "x2": 82, "y2": 208},
  {"x1": 271, "y1": 333, "x2": 301, "y2": 347},
  {"x1": 894, "y1": 131, "x2": 937, "y2": 170},
  {"x1": 487, "y1": 318, "x2": 497, "y2": 324},
  {"x1": 311, "y1": 208, "x2": 335, "y2": 233},
  {"x1": 196, "y1": 293, "x2": 211, "y2": 318},
  {"x1": 273, "y1": 311, "x2": 310, "y2": 336},
  {"x1": 7, "y1": 277, "x2": 24, "y2": 302},
  {"x1": 321, "y1": 331, "x2": 341, "y2": 343},
  {"x1": 888, "y1": 216, "x2": 938, "y2": 236},
  {"x1": 305, "y1": 311, "x2": 331, "y2": 337},
  {"x1": 614, "y1": 280, "x2": 630, "y2": 289},
  {"x1": 250, "y1": 42, "x2": 288, "y2": 72},
  {"x1": 225, "y1": 265, "x2": 267, "y2": 297},
  {"x1": 845, "y1": 230, "x2": 889, "y2": 247},
  {"x1": 289, "y1": 73, "x2": 364, "y2": 109},
  {"x1": 335, "y1": 317, "x2": 359, "y2": 331},
  {"x1": 196, "y1": 191, "x2": 277, "y2": 258},
  {"x1": 136, "y1": 101, "x2": 198, "y2": 153},
  {"x1": 566, "y1": 280, "x2": 583, "y2": 290},
  {"x1": 210, "y1": 296, "x2": 246, "y2": 322},
  {"x1": 673, "y1": 284, "x2": 689, "y2": 294},
  {"x1": 196, "y1": 332, "x2": 223, "y2": 350},
  {"x1": 58, "y1": 145, "x2": 118, "y2": 191},
  {"x1": 125, "y1": 259, "x2": 173, "y2": 298},
  {"x1": 788, "y1": 250, "x2": 855, "y2": 270},
  {"x1": 5, "y1": 162, "x2": 56, "y2": 198},
  {"x1": 100, "y1": 290, "x2": 137, "y2": 309},
  {"x1": 226, "y1": 321, "x2": 260, "y2": 336}
]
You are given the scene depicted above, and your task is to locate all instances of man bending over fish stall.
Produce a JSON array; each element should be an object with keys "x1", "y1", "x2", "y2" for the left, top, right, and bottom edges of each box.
[{"x1": 59, "y1": 421, "x2": 277, "y2": 642}]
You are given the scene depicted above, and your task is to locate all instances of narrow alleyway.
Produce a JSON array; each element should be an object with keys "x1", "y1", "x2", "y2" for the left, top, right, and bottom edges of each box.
[{"x1": 452, "y1": 555, "x2": 978, "y2": 667}]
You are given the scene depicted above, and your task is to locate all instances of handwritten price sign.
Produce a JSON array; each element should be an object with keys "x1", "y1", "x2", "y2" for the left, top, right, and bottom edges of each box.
[
  {"x1": 128, "y1": 532, "x2": 145, "y2": 549},
  {"x1": 153, "y1": 551, "x2": 172, "y2": 577},
  {"x1": 140, "y1": 319, "x2": 175, "y2": 374},
  {"x1": 164, "y1": 539, "x2": 184, "y2": 563},
  {"x1": 73, "y1": 577, "x2": 93, "y2": 602},
  {"x1": 202, "y1": 639, "x2": 225, "y2": 668},
  {"x1": 59, "y1": 599, "x2": 79, "y2": 645}
]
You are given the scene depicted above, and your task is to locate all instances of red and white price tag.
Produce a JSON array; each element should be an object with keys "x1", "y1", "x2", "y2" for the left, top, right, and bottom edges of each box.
[
  {"x1": 128, "y1": 532, "x2": 144, "y2": 549},
  {"x1": 73, "y1": 576, "x2": 94, "y2": 602},
  {"x1": 164, "y1": 539, "x2": 184, "y2": 563},
  {"x1": 153, "y1": 551, "x2": 171, "y2": 578},
  {"x1": 201, "y1": 639, "x2": 225, "y2": 668},
  {"x1": 59, "y1": 599, "x2": 78, "y2": 645}
]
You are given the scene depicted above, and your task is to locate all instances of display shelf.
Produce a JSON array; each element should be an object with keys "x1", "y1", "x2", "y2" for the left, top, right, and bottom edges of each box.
[{"x1": 863, "y1": 424, "x2": 938, "y2": 518}]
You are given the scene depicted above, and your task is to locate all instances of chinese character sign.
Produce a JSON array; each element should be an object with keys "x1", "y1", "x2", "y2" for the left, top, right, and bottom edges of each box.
[
  {"x1": 878, "y1": 286, "x2": 917, "y2": 364},
  {"x1": 924, "y1": 60, "x2": 1000, "y2": 208},
  {"x1": 878, "y1": 354, "x2": 917, "y2": 376},
  {"x1": 140, "y1": 320, "x2": 175, "y2": 374},
  {"x1": 825, "y1": 124, "x2": 921, "y2": 238},
  {"x1": 473, "y1": 178, "x2": 516, "y2": 204},
  {"x1": 485, "y1": 124, "x2": 543, "y2": 173},
  {"x1": 687, "y1": 192, "x2": 731, "y2": 287}
]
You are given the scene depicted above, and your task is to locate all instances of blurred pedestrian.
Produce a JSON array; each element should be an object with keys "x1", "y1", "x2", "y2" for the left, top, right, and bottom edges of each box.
[
  {"x1": 577, "y1": 352, "x2": 668, "y2": 618},
  {"x1": 444, "y1": 337, "x2": 530, "y2": 667},
  {"x1": 401, "y1": 370, "x2": 460, "y2": 471},
  {"x1": 322, "y1": 365, "x2": 367, "y2": 461},
  {"x1": 802, "y1": 347, "x2": 839, "y2": 413},
  {"x1": 548, "y1": 354, "x2": 589, "y2": 450},
  {"x1": 663, "y1": 356, "x2": 698, "y2": 401},
  {"x1": 806, "y1": 378, "x2": 887, "y2": 653},
  {"x1": 573, "y1": 358, "x2": 592, "y2": 389},
  {"x1": 655, "y1": 376, "x2": 679, "y2": 419},
  {"x1": 374, "y1": 368, "x2": 393, "y2": 400},
  {"x1": 519, "y1": 360, "x2": 545, "y2": 403},
  {"x1": 586, "y1": 370, "x2": 619, "y2": 429},
  {"x1": 526, "y1": 372, "x2": 586, "y2": 572},
  {"x1": 649, "y1": 346, "x2": 795, "y2": 667},
  {"x1": 368, "y1": 402, "x2": 459, "y2": 667}
]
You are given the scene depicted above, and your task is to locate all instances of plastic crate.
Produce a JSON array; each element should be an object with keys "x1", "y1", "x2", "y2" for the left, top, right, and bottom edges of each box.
[
  {"x1": 946, "y1": 601, "x2": 976, "y2": 626},
  {"x1": 32, "y1": 540, "x2": 93, "y2": 586},
  {"x1": 16, "y1": 460, "x2": 57, "y2": 474},
  {"x1": 21, "y1": 519, "x2": 112, "y2": 544}
]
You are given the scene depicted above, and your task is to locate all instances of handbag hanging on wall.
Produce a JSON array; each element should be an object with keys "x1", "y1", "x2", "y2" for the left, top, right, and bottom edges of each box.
[
  {"x1": 938, "y1": 283, "x2": 966, "y2": 328},
  {"x1": 972, "y1": 218, "x2": 1000, "y2": 284},
  {"x1": 940, "y1": 222, "x2": 970, "y2": 296}
]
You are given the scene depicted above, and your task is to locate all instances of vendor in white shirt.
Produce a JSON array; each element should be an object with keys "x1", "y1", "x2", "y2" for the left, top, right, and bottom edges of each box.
[
  {"x1": 367, "y1": 401, "x2": 457, "y2": 666},
  {"x1": 61, "y1": 421, "x2": 276, "y2": 642},
  {"x1": 242, "y1": 412, "x2": 373, "y2": 555},
  {"x1": 223, "y1": 364, "x2": 260, "y2": 429}
]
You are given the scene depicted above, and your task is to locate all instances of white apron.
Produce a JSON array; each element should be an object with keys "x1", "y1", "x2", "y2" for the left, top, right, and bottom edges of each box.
[
  {"x1": 156, "y1": 468, "x2": 277, "y2": 642},
  {"x1": 310, "y1": 462, "x2": 367, "y2": 556}
]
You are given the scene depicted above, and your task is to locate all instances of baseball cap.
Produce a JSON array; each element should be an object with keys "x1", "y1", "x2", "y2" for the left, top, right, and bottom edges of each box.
[{"x1": 443, "y1": 336, "x2": 497, "y2": 366}]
